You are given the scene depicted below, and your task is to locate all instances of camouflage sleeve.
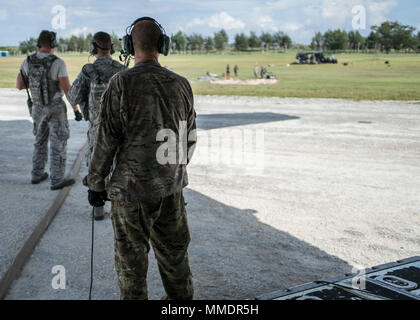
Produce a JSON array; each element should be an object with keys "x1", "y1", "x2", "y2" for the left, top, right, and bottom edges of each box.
[
  {"x1": 66, "y1": 70, "x2": 89, "y2": 106},
  {"x1": 85, "y1": 77, "x2": 123, "y2": 192},
  {"x1": 184, "y1": 79, "x2": 197, "y2": 164}
]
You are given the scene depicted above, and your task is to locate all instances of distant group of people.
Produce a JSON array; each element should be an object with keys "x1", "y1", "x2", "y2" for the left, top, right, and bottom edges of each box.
[
  {"x1": 253, "y1": 62, "x2": 273, "y2": 79},
  {"x1": 225, "y1": 64, "x2": 239, "y2": 77}
]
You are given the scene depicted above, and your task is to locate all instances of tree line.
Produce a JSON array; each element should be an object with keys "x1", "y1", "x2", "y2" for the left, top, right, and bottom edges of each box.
[
  {"x1": 18, "y1": 33, "x2": 122, "y2": 55},
  {"x1": 170, "y1": 29, "x2": 292, "y2": 53},
  {"x1": 16, "y1": 20, "x2": 420, "y2": 55},
  {"x1": 311, "y1": 21, "x2": 420, "y2": 53}
]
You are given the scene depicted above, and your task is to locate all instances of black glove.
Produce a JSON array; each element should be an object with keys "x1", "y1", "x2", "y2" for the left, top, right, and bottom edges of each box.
[
  {"x1": 74, "y1": 110, "x2": 83, "y2": 121},
  {"x1": 88, "y1": 190, "x2": 108, "y2": 207}
]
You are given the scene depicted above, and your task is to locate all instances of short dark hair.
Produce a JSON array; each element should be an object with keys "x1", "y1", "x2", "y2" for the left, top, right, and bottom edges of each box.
[
  {"x1": 131, "y1": 20, "x2": 162, "y2": 54},
  {"x1": 38, "y1": 30, "x2": 56, "y2": 48},
  {"x1": 93, "y1": 32, "x2": 112, "y2": 51}
]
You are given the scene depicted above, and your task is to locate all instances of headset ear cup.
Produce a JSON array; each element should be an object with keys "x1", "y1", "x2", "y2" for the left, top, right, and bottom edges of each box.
[
  {"x1": 157, "y1": 35, "x2": 163, "y2": 54},
  {"x1": 162, "y1": 35, "x2": 170, "y2": 56},
  {"x1": 51, "y1": 32, "x2": 58, "y2": 48},
  {"x1": 90, "y1": 42, "x2": 97, "y2": 55},
  {"x1": 51, "y1": 38, "x2": 58, "y2": 48},
  {"x1": 127, "y1": 35, "x2": 134, "y2": 56}
]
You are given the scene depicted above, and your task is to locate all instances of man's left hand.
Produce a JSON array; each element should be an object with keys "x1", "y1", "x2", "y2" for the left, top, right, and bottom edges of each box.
[
  {"x1": 88, "y1": 190, "x2": 108, "y2": 207},
  {"x1": 74, "y1": 110, "x2": 83, "y2": 121}
]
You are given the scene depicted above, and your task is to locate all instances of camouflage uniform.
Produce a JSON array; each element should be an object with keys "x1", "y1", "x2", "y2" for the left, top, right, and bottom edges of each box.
[
  {"x1": 21, "y1": 53, "x2": 70, "y2": 185},
  {"x1": 84, "y1": 60, "x2": 197, "y2": 300},
  {"x1": 67, "y1": 56, "x2": 126, "y2": 167}
]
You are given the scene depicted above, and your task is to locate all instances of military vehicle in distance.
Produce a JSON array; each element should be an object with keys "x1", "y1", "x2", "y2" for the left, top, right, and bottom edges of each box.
[{"x1": 294, "y1": 51, "x2": 338, "y2": 65}]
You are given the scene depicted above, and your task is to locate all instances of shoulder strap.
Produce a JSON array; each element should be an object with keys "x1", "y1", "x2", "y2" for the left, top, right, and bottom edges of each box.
[
  {"x1": 91, "y1": 64, "x2": 107, "y2": 84},
  {"x1": 27, "y1": 53, "x2": 39, "y2": 65},
  {"x1": 111, "y1": 60, "x2": 125, "y2": 69},
  {"x1": 81, "y1": 63, "x2": 96, "y2": 81},
  {"x1": 42, "y1": 55, "x2": 58, "y2": 72}
]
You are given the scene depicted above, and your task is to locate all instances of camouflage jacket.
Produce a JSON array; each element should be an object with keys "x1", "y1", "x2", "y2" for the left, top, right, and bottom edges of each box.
[
  {"x1": 67, "y1": 56, "x2": 126, "y2": 125},
  {"x1": 84, "y1": 60, "x2": 197, "y2": 202}
]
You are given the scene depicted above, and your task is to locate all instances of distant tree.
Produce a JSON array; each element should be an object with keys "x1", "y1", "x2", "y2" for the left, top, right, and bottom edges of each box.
[
  {"x1": 186, "y1": 33, "x2": 204, "y2": 53},
  {"x1": 310, "y1": 32, "x2": 323, "y2": 50},
  {"x1": 372, "y1": 21, "x2": 416, "y2": 53},
  {"x1": 171, "y1": 31, "x2": 186, "y2": 53},
  {"x1": 110, "y1": 32, "x2": 121, "y2": 53},
  {"x1": 417, "y1": 31, "x2": 420, "y2": 49},
  {"x1": 323, "y1": 29, "x2": 348, "y2": 51},
  {"x1": 248, "y1": 31, "x2": 260, "y2": 48},
  {"x1": 234, "y1": 33, "x2": 249, "y2": 51},
  {"x1": 58, "y1": 37, "x2": 68, "y2": 53},
  {"x1": 259, "y1": 32, "x2": 273, "y2": 52},
  {"x1": 366, "y1": 31, "x2": 380, "y2": 50},
  {"x1": 204, "y1": 36, "x2": 214, "y2": 52},
  {"x1": 214, "y1": 30, "x2": 228, "y2": 51},
  {"x1": 348, "y1": 31, "x2": 365, "y2": 51},
  {"x1": 76, "y1": 35, "x2": 85, "y2": 52},
  {"x1": 19, "y1": 37, "x2": 38, "y2": 54},
  {"x1": 184, "y1": 34, "x2": 202, "y2": 53},
  {"x1": 219, "y1": 29, "x2": 229, "y2": 44},
  {"x1": 259, "y1": 32, "x2": 273, "y2": 46},
  {"x1": 273, "y1": 31, "x2": 291, "y2": 51},
  {"x1": 391, "y1": 23, "x2": 416, "y2": 50}
]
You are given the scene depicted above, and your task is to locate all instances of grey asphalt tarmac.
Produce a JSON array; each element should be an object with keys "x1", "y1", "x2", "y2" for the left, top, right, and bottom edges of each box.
[{"x1": 1, "y1": 90, "x2": 420, "y2": 299}]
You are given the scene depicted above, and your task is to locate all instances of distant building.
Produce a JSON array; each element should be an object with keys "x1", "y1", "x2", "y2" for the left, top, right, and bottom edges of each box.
[{"x1": 0, "y1": 51, "x2": 10, "y2": 57}]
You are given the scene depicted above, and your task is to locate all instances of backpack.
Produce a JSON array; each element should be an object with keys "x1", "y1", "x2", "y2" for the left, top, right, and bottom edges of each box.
[
  {"x1": 27, "y1": 54, "x2": 60, "y2": 106},
  {"x1": 81, "y1": 61, "x2": 121, "y2": 123}
]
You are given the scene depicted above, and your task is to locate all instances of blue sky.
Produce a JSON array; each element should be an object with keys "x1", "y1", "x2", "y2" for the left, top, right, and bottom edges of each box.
[{"x1": 0, "y1": 0, "x2": 418, "y2": 46}]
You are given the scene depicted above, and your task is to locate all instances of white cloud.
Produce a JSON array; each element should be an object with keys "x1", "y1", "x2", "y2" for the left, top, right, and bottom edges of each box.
[
  {"x1": 250, "y1": 7, "x2": 278, "y2": 31},
  {"x1": 186, "y1": 11, "x2": 245, "y2": 30},
  {"x1": 258, "y1": 16, "x2": 276, "y2": 30},
  {"x1": 186, "y1": 17, "x2": 206, "y2": 28},
  {"x1": 265, "y1": 0, "x2": 299, "y2": 10},
  {"x1": 368, "y1": 0, "x2": 398, "y2": 26},
  {"x1": 281, "y1": 22, "x2": 304, "y2": 32},
  {"x1": 72, "y1": 8, "x2": 95, "y2": 17},
  {"x1": 208, "y1": 11, "x2": 245, "y2": 30},
  {"x1": 69, "y1": 26, "x2": 91, "y2": 36},
  {"x1": 0, "y1": 9, "x2": 8, "y2": 21}
]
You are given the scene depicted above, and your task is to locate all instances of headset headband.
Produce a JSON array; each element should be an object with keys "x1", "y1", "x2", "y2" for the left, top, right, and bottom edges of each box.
[
  {"x1": 37, "y1": 30, "x2": 58, "y2": 48},
  {"x1": 128, "y1": 16, "x2": 167, "y2": 37},
  {"x1": 119, "y1": 16, "x2": 170, "y2": 66},
  {"x1": 92, "y1": 40, "x2": 112, "y2": 52}
]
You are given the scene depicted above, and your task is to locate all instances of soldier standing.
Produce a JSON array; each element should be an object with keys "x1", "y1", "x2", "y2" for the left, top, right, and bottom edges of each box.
[
  {"x1": 226, "y1": 64, "x2": 230, "y2": 78},
  {"x1": 253, "y1": 62, "x2": 258, "y2": 78},
  {"x1": 67, "y1": 32, "x2": 126, "y2": 220},
  {"x1": 234, "y1": 64, "x2": 239, "y2": 77},
  {"x1": 16, "y1": 30, "x2": 82, "y2": 190},
  {"x1": 84, "y1": 18, "x2": 197, "y2": 300}
]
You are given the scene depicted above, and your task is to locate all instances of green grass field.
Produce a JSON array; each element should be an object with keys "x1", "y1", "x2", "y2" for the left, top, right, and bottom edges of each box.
[{"x1": 1, "y1": 52, "x2": 419, "y2": 100}]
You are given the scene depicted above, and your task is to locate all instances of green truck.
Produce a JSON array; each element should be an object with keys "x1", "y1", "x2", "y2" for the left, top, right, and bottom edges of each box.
[{"x1": 294, "y1": 51, "x2": 338, "y2": 65}]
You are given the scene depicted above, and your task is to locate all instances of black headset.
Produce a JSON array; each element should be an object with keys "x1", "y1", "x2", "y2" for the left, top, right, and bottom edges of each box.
[
  {"x1": 90, "y1": 40, "x2": 115, "y2": 55},
  {"x1": 120, "y1": 17, "x2": 170, "y2": 59},
  {"x1": 37, "y1": 31, "x2": 58, "y2": 48}
]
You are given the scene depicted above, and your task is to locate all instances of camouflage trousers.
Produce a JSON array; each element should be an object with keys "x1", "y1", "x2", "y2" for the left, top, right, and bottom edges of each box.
[
  {"x1": 86, "y1": 121, "x2": 96, "y2": 167},
  {"x1": 31, "y1": 101, "x2": 69, "y2": 185},
  {"x1": 111, "y1": 190, "x2": 194, "y2": 300}
]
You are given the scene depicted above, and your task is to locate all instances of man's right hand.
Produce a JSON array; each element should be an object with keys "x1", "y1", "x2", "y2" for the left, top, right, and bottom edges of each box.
[{"x1": 88, "y1": 190, "x2": 108, "y2": 207}]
